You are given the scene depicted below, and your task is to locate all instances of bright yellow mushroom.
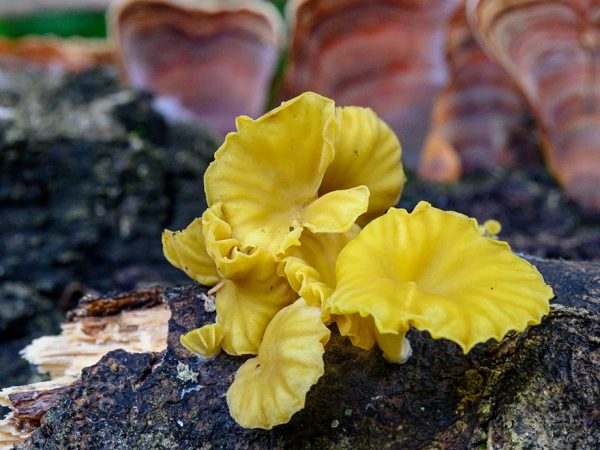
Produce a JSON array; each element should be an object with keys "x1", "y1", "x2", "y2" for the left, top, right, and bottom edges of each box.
[
  {"x1": 204, "y1": 92, "x2": 370, "y2": 256},
  {"x1": 320, "y1": 106, "x2": 406, "y2": 225},
  {"x1": 328, "y1": 201, "x2": 554, "y2": 355},
  {"x1": 180, "y1": 323, "x2": 224, "y2": 359},
  {"x1": 226, "y1": 299, "x2": 330, "y2": 429}
]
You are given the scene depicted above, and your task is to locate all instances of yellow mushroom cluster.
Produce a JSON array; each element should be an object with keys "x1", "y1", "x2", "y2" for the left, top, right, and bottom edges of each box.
[{"x1": 162, "y1": 92, "x2": 553, "y2": 430}]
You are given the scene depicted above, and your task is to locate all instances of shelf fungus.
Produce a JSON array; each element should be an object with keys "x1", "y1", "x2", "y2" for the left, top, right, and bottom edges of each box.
[
  {"x1": 282, "y1": 0, "x2": 459, "y2": 169},
  {"x1": 328, "y1": 201, "x2": 554, "y2": 356},
  {"x1": 419, "y1": 2, "x2": 533, "y2": 182},
  {"x1": 468, "y1": 0, "x2": 600, "y2": 210},
  {"x1": 227, "y1": 299, "x2": 330, "y2": 430},
  {"x1": 109, "y1": 0, "x2": 284, "y2": 135}
]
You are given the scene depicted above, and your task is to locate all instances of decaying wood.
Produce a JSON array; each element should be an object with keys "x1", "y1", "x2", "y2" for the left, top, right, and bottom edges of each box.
[
  {"x1": 1, "y1": 288, "x2": 172, "y2": 448},
  {"x1": 0, "y1": 377, "x2": 77, "y2": 448},
  {"x1": 21, "y1": 288, "x2": 170, "y2": 379},
  {"x1": 1, "y1": 256, "x2": 598, "y2": 449}
]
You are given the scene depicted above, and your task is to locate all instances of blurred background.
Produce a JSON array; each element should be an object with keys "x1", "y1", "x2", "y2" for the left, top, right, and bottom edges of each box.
[{"x1": 1, "y1": 0, "x2": 599, "y2": 390}]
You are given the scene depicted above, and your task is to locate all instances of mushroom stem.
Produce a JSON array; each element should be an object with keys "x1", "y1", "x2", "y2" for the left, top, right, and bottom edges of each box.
[{"x1": 376, "y1": 331, "x2": 412, "y2": 365}]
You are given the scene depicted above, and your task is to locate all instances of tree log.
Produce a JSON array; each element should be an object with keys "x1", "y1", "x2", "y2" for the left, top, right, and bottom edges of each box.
[{"x1": 2, "y1": 256, "x2": 598, "y2": 449}]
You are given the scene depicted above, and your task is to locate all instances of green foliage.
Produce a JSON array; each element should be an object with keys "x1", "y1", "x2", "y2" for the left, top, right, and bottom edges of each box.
[
  {"x1": 0, "y1": 12, "x2": 106, "y2": 38},
  {"x1": 268, "y1": 0, "x2": 287, "y2": 14}
]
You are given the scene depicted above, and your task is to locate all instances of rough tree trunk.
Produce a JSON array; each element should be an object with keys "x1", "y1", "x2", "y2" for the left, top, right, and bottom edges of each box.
[{"x1": 3, "y1": 256, "x2": 598, "y2": 449}]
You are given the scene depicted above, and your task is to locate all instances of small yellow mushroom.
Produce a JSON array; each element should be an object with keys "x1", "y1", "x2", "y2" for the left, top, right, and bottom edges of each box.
[
  {"x1": 204, "y1": 92, "x2": 370, "y2": 256},
  {"x1": 328, "y1": 201, "x2": 554, "y2": 355},
  {"x1": 227, "y1": 299, "x2": 330, "y2": 429},
  {"x1": 480, "y1": 219, "x2": 502, "y2": 238},
  {"x1": 320, "y1": 106, "x2": 406, "y2": 225},
  {"x1": 180, "y1": 323, "x2": 224, "y2": 360}
]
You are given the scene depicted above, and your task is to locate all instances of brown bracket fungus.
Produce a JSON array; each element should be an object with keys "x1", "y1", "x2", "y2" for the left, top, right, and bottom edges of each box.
[
  {"x1": 282, "y1": 0, "x2": 459, "y2": 169},
  {"x1": 420, "y1": 1, "x2": 534, "y2": 181},
  {"x1": 109, "y1": 0, "x2": 284, "y2": 134},
  {"x1": 469, "y1": 0, "x2": 600, "y2": 210}
]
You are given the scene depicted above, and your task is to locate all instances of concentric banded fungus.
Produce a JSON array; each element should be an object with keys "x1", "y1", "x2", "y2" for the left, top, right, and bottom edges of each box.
[
  {"x1": 420, "y1": 2, "x2": 532, "y2": 181},
  {"x1": 283, "y1": 0, "x2": 459, "y2": 168},
  {"x1": 109, "y1": 0, "x2": 284, "y2": 135},
  {"x1": 469, "y1": 0, "x2": 600, "y2": 210},
  {"x1": 227, "y1": 299, "x2": 330, "y2": 429},
  {"x1": 328, "y1": 201, "x2": 553, "y2": 355},
  {"x1": 204, "y1": 92, "x2": 370, "y2": 256}
]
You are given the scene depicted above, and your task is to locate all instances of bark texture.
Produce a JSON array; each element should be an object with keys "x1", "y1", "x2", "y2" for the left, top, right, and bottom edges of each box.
[
  {"x1": 18, "y1": 257, "x2": 600, "y2": 449},
  {"x1": 0, "y1": 65, "x2": 218, "y2": 388}
]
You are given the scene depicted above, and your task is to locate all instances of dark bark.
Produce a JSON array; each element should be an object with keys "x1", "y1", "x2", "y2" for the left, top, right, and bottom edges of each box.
[
  {"x1": 18, "y1": 257, "x2": 600, "y2": 449},
  {"x1": 0, "y1": 65, "x2": 218, "y2": 388}
]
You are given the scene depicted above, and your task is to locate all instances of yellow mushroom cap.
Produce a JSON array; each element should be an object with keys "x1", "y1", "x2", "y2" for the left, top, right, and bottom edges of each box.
[
  {"x1": 482, "y1": 219, "x2": 502, "y2": 237},
  {"x1": 180, "y1": 323, "x2": 224, "y2": 359},
  {"x1": 227, "y1": 298, "x2": 330, "y2": 429},
  {"x1": 204, "y1": 91, "x2": 369, "y2": 256},
  {"x1": 162, "y1": 218, "x2": 220, "y2": 286},
  {"x1": 328, "y1": 201, "x2": 554, "y2": 353},
  {"x1": 201, "y1": 203, "x2": 297, "y2": 356},
  {"x1": 320, "y1": 106, "x2": 406, "y2": 226}
]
